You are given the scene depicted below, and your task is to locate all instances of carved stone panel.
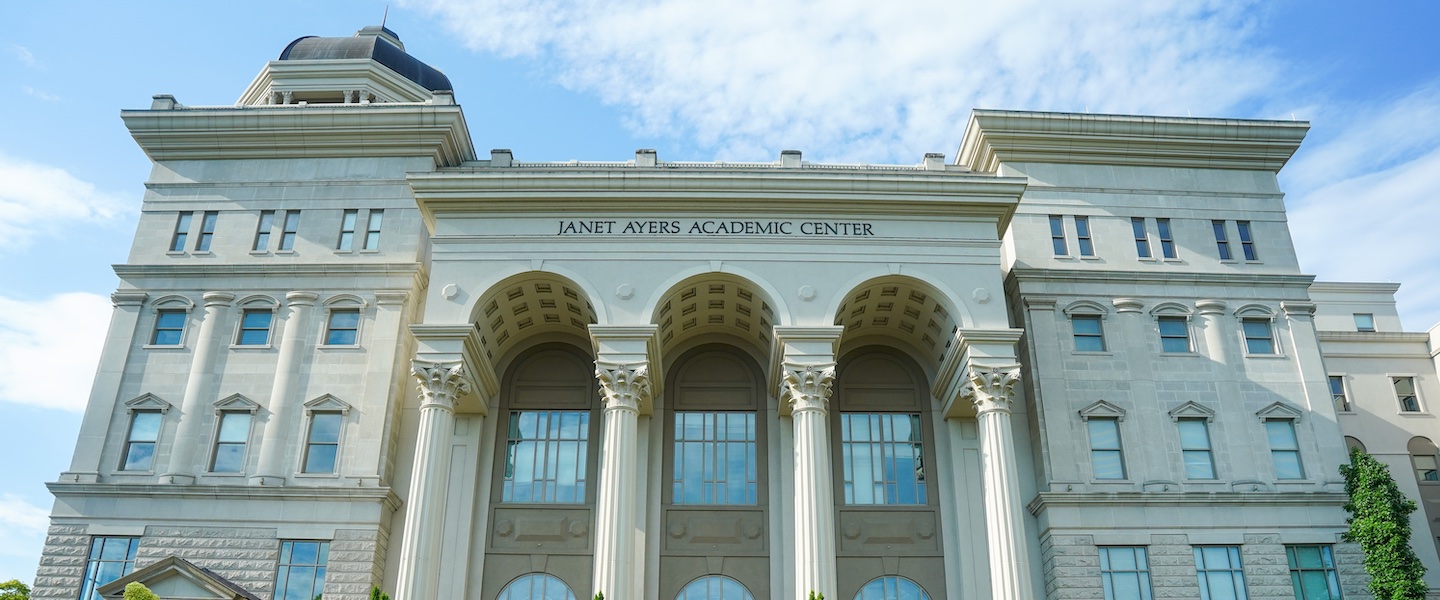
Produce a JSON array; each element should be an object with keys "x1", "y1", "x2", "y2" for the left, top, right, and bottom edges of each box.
[
  {"x1": 489, "y1": 507, "x2": 593, "y2": 553},
  {"x1": 836, "y1": 509, "x2": 941, "y2": 555},
  {"x1": 662, "y1": 508, "x2": 767, "y2": 555}
]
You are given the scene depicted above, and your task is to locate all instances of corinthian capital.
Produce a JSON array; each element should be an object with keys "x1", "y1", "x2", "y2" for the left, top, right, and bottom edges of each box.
[
  {"x1": 412, "y1": 359, "x2": 472, "y2": 411},
  {"x1": 960, "y1": 366, "x2": 1021, "y2": 414},
  {"x1": 781, "y1": 363, "x2": 836, "y2": 414},
  {"x1": 596, "y1": 362, "x2": 651, "y2": 412}
]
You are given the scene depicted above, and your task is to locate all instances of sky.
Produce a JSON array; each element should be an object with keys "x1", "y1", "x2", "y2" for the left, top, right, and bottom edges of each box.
[{"x1": 2, "y1": 0, "x2": 1439, "y2": 584}]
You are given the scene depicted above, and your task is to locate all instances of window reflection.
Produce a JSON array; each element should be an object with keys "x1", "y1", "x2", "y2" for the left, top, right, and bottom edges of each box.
[
  {"x1": 854, "y1": 576, "x2": 932, "y2": 600},
  {"x1": 841, "y1": 413, "x2": 926, "y2": 505},
  {"x1": 673, "y1": 411, "x2": 757, "y2": 504},
  {"x1": 677, "y1": 575, "x2": 755, "y2": 600},
  {"x1": 498, "y1": 573, "x2": 577, "y2": 600},
  {"x1": 503, "y1": 410, "x2": 590, "y2": 503}
]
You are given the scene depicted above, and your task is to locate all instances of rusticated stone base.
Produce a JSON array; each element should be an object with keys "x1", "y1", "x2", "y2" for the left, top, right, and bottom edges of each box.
[
  {"x1": 30, "y1": 524, "x2": 89, "y2": 600},
  {"x1": 136, "y1": 526, "x2": 281, "y2": 597},
  {"x1": 324, "y1": 528, "x2": 389, "y2": 599}
]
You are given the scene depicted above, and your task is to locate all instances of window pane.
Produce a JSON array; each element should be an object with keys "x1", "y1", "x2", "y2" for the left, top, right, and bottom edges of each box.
[
  {"x1": 1178, "y1": 420, "x2": 1210, "y2": 449},
  {"x1": 310, "y1": 413, "x2": 342, "y2": 443},
  {"x1": 1354, "y1": 313, "x2": 1375, "y2": 332},
  {"x1": 218, "y1": 412, "x2": 250, "y2": 442},
  {"x1": 1265, "y1": 421, "x2": 1298, "y2": 450},
  {"x1": 304, "y1": 444, "x2": 337, "y2": 474},
  {"x1": 854, "y1": 577, "x2": 931, "y2": 600},
  {"x1": 130, "y1": 412, "x2": 162, "y2": 442},
  {"x1": 841, "y1": 413, "x2": 926, "y2": 505},
  {"x1": 212, "y1": 443, "x2": 245, "y2": 473},
  {"x1": 498, "y1": 574, "x2": 578, "y2": 600},
  {"x1": 504, "y1": 410, "x2": 590, "y2": 503},
  {"x1": 1243, "y1": 320, "x2": 1274, "y2": 354}
]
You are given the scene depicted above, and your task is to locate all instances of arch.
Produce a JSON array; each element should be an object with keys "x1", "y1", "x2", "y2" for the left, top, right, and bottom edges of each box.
[
  {"x1": 459, "y1": 264, "x2": 611, "y2": 326},
  {"x1": 823, "y1": 267, "x2": 976, "y2": 329},
  {"x1": 649, "y1": 272, "x2": 779, "y2": 361},
  {"x1": 1410, "y1": 437, "x2": 1439, "y2": 483},
  {"x1": 149, "y1": 294, "x2": 195, "y2": 310},
  {"x1": 235, "y1": 294, "x2": 280, "y2": 309},
  {"x1": 853, "y1": 576, "x2": 933, "y2": 600},
  {"x1": 496, "y1": 573, "x2": 577, "y2": 600},
  {"x1": 1233, "y1": 303, "x2": 1277, "y2": 319},
  {"x1": 830, "y1": 275, "x2": 967, "y2": 366},
  {"x1": 1062, "y1": 300, "x2": 1110, "y2": 317},
  {"x1": 1344, "y1": 436, "x2": 1367, "y2": 455},
  {"x1": 322, "y1": 293, "x2": 367, "y2": 308},
  {"x1": 676, "y1": 575, "x2": 755, "y2": 600},
  {"x1": 470, "y1": 272, "x2": 601, "y2": 367},
  {"x1": 1149, "y1": 301, "x2": 1193, "y2": 317},
  {"x1": 641, "y1": 264, "x2": 792, "y2": 330}
]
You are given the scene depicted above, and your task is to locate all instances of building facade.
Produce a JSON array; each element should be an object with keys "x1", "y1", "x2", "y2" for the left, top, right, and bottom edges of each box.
[{"x1": 32, "y1": 25, "x2": 1440, "y2": 600}]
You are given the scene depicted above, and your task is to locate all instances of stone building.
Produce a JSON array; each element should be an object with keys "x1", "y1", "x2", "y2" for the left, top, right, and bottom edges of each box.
[{"x1": 32, "y1": 24, "x2": 1440, "y2": 600}]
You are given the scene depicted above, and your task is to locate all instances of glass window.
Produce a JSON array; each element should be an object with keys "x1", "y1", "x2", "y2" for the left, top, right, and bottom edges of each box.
[
  {"x1": 1354, "y1": 313, "x2": 1376, "y2": 332},
  {"x1": 363, "y1": 210, "x2": 383, "y2": 250},
  {"x1": 1329, "y1": 376, "x2": 1351, "y2": 412},
  {"x1": 1212, "y1": 220, "x2": 1233, "y2": 260},
  {"x1": 1088, "y1": 418, "x2": 1126, "y2": 480},
  {"x1": 503, "y1": 410, "x2": 590, "y2": 503},
  {"x1": 1237, "y1": 220, "x2": 1257, "y2": 260},
  {"x1": 854, "y1": 576, "x2": 932, "y2": 600},
  {"x1": 1100, "y1": 546, "x2": 1153, "y2": 600},
  {"x1": 210, "y1": 412, "x2": 252, "y2": 473},
  {"x1": 237, "y1": 309, "x2": 273, "y2": 346},
  {"x1": 278, "y1": 210, "x2": 300, "y2": 251},
  {"x1": 677, "y1": 575, "x2": 756, "y2": 600},
  {"x1": 673, "y1": 412, "x2": 756, "y2": 504},
  {"x1": 1414, "y1": 455, "x2": 1438, "y2": 482},
  {"x1": 274, "y1": 540, "x2": 329, "y2": 600},
  {"x1": 1286, "y1": 545, "x2": 1340, "y2": 600},
  {"x1": 1265, "y1": 420, "x2": 1304, "y2": 479},
  {"x1": 1156, "y1": 218, "x2": 1176, "y2": 259},
  {"x1": 196, "y1": 211, "x2": 218, "y2": 251},
  {"x1": 151, "y1": 310, "x2": 186, "y2": 346},
  {"x1": 169, "y1": 212, "x2": 192, "y2": 252},
  {"x1": 302, "y1": 413, "x2": 342, "y2": 474},
  {"x1": 1076, "y1": 216, "x2": 1094, "y2": 256},
  {"x1": 1242, "y1": 319, "x2": 1275, "y2": 354},
  {"x1": 1395, "y1": 376, "x2": 1421, "y2": 412},
  {"x1": 78, "y1": 536, "x2": 140, "y2": 600},
  {"x1": 1158, "y1": 316, "x2": 1191, "y2": 353},
  {"x1": 337, "y1": 209, "x2": 358, "y2": 250},
  {"x1": 1178, "y1": 419, "x2": 1215, "y2": 479},
  {"x1": 1050, "y1": 215, "x2": 1067, "y2": 256},
  {"x1": 324, "y1": 309, "x2": 360, "y2": 346},
  {"x1": 253, "y1": 210, "x2": 275, "y2": 251},
  {"x1": 497, "y1": 573, "x2": 578, "y2": 600},
  {"x1": 1194, "y1": 546, "x2": 1248, "y2": 600},
  {"x1": 840, "y1": 413, "x2": 926, "y2": 505},
  {"x1": 1132, "y1": 217, "x2": 1152, "y2": 258},
  {"x1": 121, "y1": 411, "x2": 162, "y2": 471},
  {"x1": 1072, "y1": 314, "x2": 1106, "y2": 352}
]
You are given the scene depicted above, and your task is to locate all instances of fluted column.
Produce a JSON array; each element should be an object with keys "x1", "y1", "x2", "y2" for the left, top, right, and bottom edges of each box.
[
  {"x1": 592, "y1": 362, "x2": 650, "y2": 600},
  {"x1": 395, "y1": 360, "x2": 472, "y2": 600},
  {"x1": 782, "y1": 363, "x2": 838, "y2": 600},
  {"x1": 162, "y1": 291, "x2": 233, "y2": 483},
  {"x1": 252, "y1": 291, "x2": 318, "y2": 485},
  {"x1": 962, "y1": 366, "x2": 1035, "y2": 600}
]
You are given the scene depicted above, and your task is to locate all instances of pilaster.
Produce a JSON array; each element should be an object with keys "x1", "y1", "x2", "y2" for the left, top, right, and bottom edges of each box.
[
  {"x1": 162, "y1": 291, "x2": 234, "y2": 484},
  {"x1": 253, "y1": 291, "x2": 318, "y2": 485},
  {"x1": 63, "y1": 291, "x2": 146, "y2": 483}
]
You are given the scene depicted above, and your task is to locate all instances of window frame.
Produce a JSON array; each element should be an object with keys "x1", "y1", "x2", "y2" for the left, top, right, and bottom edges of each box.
[
  {"x1": 1409, "y1": 437, "x2": 1439, "y2": 484},
  {"x1": 833, "y1": 348, "x2": 936, "y2": 509},
  {"x1": 235, "y1": 308, "x2": 275, "y2": 347},
  {"x1": 168, "y1": 211, "x2": 193, "y2": 253},
  {"x1": 1285, "y1": 544, "x2": 1341, "y2": 600},
  {"x1": 277, "y1": 210, "x2": 300, "y2": 252},
  {"x1": 1193, "y1": 545, "x2": 1249, "y2": 600},
  {"x1": 1132, "y1": 217, "x2": 1153, "y2": 259},
  {"x1": 1049, "y1": 215, "x2": 1068, "y2": 256},
  {"x1": 1212, "y1": 220, "x2": 1233, "y2": 261},
  {"x1": 252, "y1": 210, "x2": 275, "y2": 252},
  {"x1": 323, "y1": 308, "x2": 361, "y2": 347},
  {"x1": 1075, "y1": 215, "x2": 1095, "y2": 257},
  {"x1": 1086, "y1": 416, "x2": 1127, "y2": 480},
  {"x1": 1236, "y1": 220, "x2": 1257, "y2": 261},
  {"x1": 1354, "y1": 313, "x2": 1376, "y2": 332},
  {"x1": 209, "y1": 410, "x2": 254, "y2": 474},
  {"x1": 79, "y1": 536, "x2": 141, "y2": 600},
  {"x1": 1240, "y1": 318, "x2": 1277, "y2": 355},
  {"x1": 1393, "y1": 375, "x2": 1423, "y2": 413},
  {"x1": 195, "y1": 210, "x2": 218, "y2": 252},
  {"x1": 1157, "y1": 315, "x2": 1193, "y2": 354},
  {"x1": 1099, "y1": 546, "x2": 1154, "y2": 600},
  {"x1": 494, "y1": 345, "x2": 601, "y2": 508},
  {"x1": 1156, "y1": 218, "x2": 1177, "y2": 259},
  {"x1": 362, "y1": 209, "x2": 383, "y2": 251},
  {"x1": 337, "y1": 209, "x2": 358, "y2": 251},
  {"x1": 1177, "y1": 417, "x2": 1217, "y2": 480},
  {"x1": 496, "y1": 573, "x2": 579, "y2": 600},
  {"x1": 273, "y1": 539, "x2": 330, "y2": 600},
  {"x1": 1070, "y1": 313, "x2": 1107, "y2": 353},
  {"x1": 119, "y1": 409, "x2": 164, "y2": 473},
  {"x1": 149, "y1": 308, "x2": 189, "y2": 347},
  {"x1": 1329, "y1": 375, "x2": 1352, "y2": 413},
  {"x1": 1263, "y1": 418, "x2": 1305, "y2": 480}
]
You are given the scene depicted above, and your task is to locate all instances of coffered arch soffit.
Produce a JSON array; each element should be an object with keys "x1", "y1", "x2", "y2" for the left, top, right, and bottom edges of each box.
[
  {"x1": 650, "y1": 271, "x2": 780, "y2": 363},
  {"x1": 831, "y1": 274, "x2": 967, "y2": 368},
  {"x1": 469, "y1": 271, "x2": 601, "y2": 366}
]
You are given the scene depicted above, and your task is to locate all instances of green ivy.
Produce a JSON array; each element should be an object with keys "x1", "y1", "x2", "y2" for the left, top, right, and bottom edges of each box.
[{"x1": 1341, "y1": 447, "x2": 1428, "y2": 600}]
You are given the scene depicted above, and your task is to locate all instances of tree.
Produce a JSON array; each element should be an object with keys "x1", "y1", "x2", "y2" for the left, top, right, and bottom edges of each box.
[
  {"x1": 370, "y1": 585, "x2": 392, "y2": 600},
  {"x1": 122, "y1": 582, "x2": 159, "y2": 600},
  {"x1": 0, "y1": 579, "x2": 30, "y2": 600},
  {"x1": 1341, "y1": 447, "x2": 1428, "y2": 600}
]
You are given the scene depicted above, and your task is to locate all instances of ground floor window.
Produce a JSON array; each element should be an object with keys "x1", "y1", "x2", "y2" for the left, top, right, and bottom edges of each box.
[
  {"x1": 79, "y1": 537, "x2": 139, "y2": 600},
  {"x1": 1099, "y1": 546, "x2": 1153, "y2": 600},
  {"x1": 274, "y1": 540, "x2": 329, "y2": 600},
  {"x1": 1193, "y1": 546, "x2": 1247, "y2": 600},
  {"x1": 1287, "y1": 545, "x2": 1341, "y2": 600},
  {"x1": 677, "y1": 575, "x2": 755, "y2": 600},
  {"x1": 854, "y1": 576, "x2": 932, "y2": 600},
  {"x1": 498, "y1": 573, "x2": 577, "y2": 600}
]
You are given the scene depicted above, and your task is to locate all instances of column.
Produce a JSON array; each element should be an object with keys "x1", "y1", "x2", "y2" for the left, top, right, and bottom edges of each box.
[
  {"x1": 63, "y1": 291, "x2": 146, "y2": 483},
  {"x1": 252, "y1": 291, "x2": 318, "y2": 485},
  {"x1": 1196, "y1": 300, "x2": 1231, "y2": 366},
  {"x1": 782, "y1": 363, "x2": 838, "y2": 600},
  {"x1": 962, "y1": 365, "x2": 1036, "y2": 600},
  {"x1": 592, "y1": 362, "x2": 650, "y2": 600},
  {"x1": 395, "y1": 360, "x2": 473, "y2": 600},
  {"x1": 162, "y1": 291, "x2": 233, "y2": 484}
]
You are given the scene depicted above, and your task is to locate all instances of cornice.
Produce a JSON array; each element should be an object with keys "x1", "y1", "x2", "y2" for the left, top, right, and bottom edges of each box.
[
  {"x1": 1007, "y1": 267, "x2": 1316, "y2": 288},
  {"x1": 1317, "y1": 331, "x2": 1429, "y2": 343},
  {"x1": 958, "y1": 110, "x2": 1309, "y2": 173},
  {"x1": 47, "y1": 482, "x2": 402, "y2": 512},
  {"x1": 1027, "y1": 491, "x2": 1347, "y2": 515},
  {"x1": 114, "y1": 262, "x2": 423, "y2": 279},
  {"x1": 122, "y1": 104, "x2": 476, "y2": 166},
  {"x1": 1309, "y1": 281, "x2": 1403, "y2": 295}
]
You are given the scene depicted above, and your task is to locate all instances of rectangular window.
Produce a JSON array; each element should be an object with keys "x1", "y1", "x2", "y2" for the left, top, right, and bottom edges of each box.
[
  {"x1": 673, "y1": 412, "x2": 757, "y2": 504},
  {"x1": 151, "y1": 310, "x2": 186, "y2": 346},
  {"x1": 1395, "y1": 376, "x2": 1421, "y2": 412},
  {"x1": 79, "y1": 537, "x2": 140, "y2": 600},
  {"x1": 210, "y1": 412, "x2": 252, "y2": 473},
  {"x1": 840, "y1": 413, "x2": 927, "y2": 505},
  {"x1": 236, "y1": 309, "x2": 273, "y2": 346},
  {"x1": 1286, "y1": 545, "x2": 1341, "y2": 600},
  {"x1": 1099, "y1": 547, "x2": 1153, "y2": 600},
  {"x1": 1158, "y1": 316, "x2": 1192, "y2": 353},
  {"x1": 1178, "y1": 419, "x2": 1216, "y2": 479},
  {"x1": 195, "y1": 211, "x2": 218, "y2": 251},
  {"x1": 120, "y1": 411, "x2": 162, "y2": 471},
  {"x1": 1132, "y1": 217, "x2": 1152, "y2": 258},
  {"x1": 274, "y1": 540, "x2": 329, "y2": 600},
  {"x1": 302, "y1": 413, "x2": 343, "y2": 474},
  {"x1": 337, "y1": 209, "x2": 358, "y2": 250},
  {"x1": 1237, "y1": 220, "x2": 1257, "y2": 260},
  {"x1": 1072, "y1": 315, "x2": 1106, "y2": 352},
  {"x1": 1266, "y1": 420, "x2": 1304, "y2": 479},
  {"x1": 1156, "y1": 218, "x2": 1176, "y2": 259},
  {"x1": 169, "y1": 211, "x2": 192, "y2": 252},
  {"x1": 324, "y1": 309, "x2": 360, "y2": 346},
  {"x1": 1075, "y1": 216, "x2": 1095, "y2": 256},
  {"x1": 1087, "y1": 417, "x2": 1126, "y2": 479},
  {"x1": 1194, "y1": 546, "x2": 1248, "y2": 600},
  {"x1": 1242, "y1": 319, "x2": 1275, "y2": 354},
  {"x1": 503, "y1": 410, "x2": 590, "y2": 503},
  {"x1": 1212, "y1": 220, "x2": 1233, "y2": 260},
  {"x1": 278, "y1": 210, "x2": 300, "y2": 251},
  {"x1": 363, "y1": 210, "x2": 383, "y2": 250},
  {"x1": 1413, "y1": 454, "x2": 1438, "y2": 482},
  {"x1": 1050, "y1": 215, "x2": 1067, "y2": 256},
  {"x1": 1329, "y1": 376, "x2": 1351, "y2": 412},
  {"x1": 253, "y1": 210, "x2": 275, "y2": 251},
  {"x1": 1354, "y1": 313, "x2": 1376, "y2": 332}
]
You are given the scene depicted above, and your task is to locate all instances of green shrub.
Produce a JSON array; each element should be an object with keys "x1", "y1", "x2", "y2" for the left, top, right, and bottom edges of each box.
[{"x1": 1342, "y1": 447, "x2": 1428, "y2": 600}]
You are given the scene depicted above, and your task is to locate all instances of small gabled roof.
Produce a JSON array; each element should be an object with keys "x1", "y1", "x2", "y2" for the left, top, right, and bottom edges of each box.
[{"x1": 96, "y1": 555, "x2": 261, "y2": 600}]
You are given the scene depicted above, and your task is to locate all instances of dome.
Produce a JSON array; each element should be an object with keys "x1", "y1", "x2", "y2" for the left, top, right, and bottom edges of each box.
[{"x1": 279, "y1": 26, "x2": 453, "y2": 92}]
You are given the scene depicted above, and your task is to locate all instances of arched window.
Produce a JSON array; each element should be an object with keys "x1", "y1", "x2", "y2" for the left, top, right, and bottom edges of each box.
[
  {"x1": 835, "y1": 351, "x2": 930, "y2": 506},
  {"x1": 1409, "y1": 437, "x2": 1439, "y2": 483},
  {"x1": 676, "y1": 575, "x2": 755, "y2": 600},
  {"x1": 497, "y1": 573, "x2": 577, "y2": 600},
  {"x1": 854, "y1": 576, "x2": 932, "y2": 600},
  {"x1": 498, "y1": 346, "x2": 598, "y2": 504},
  {"x1": 667, "y1": 347, "x2": 764, "y2": 505}
]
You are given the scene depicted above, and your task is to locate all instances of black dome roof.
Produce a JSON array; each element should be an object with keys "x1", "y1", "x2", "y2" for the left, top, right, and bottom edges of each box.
[{"x1": 279, "y1": 26, "x2": 453, "y2": 92}]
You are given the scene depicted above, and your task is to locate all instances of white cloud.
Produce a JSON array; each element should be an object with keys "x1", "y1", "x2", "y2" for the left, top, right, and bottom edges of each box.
[
  {"x1": 22, "y1": 85, "x2": 59, "y2": 103},
  {"x1": 0, "y1": 154, "x2": 125, "y2": 252},
  {"x1": 0, "y1": 293, "x2": 112, "y2": 412},
  {"x1": 0, "y1": 494, "x2": 48, "y2": 537},
  {"x1": 406, "y1": 0, "x2": 1281, "y2": 161},
  {"x1": 9, "y1": 44, "x2": 39, "y2": 68},
  {"x1": 0, "y1": 493, "x2": 50, "y2": 583}
]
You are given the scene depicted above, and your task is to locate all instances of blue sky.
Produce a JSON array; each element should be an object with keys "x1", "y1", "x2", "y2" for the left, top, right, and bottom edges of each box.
[{"x1": 3, "y1": 0, "x2": 1439, "y2": 584}]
